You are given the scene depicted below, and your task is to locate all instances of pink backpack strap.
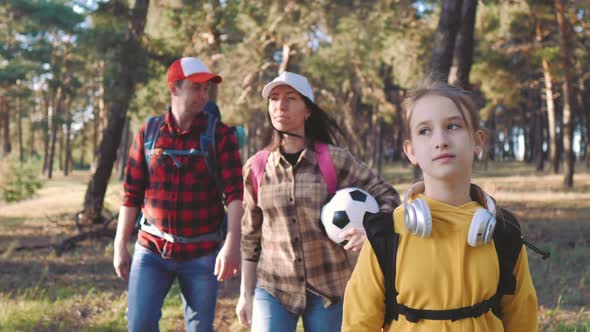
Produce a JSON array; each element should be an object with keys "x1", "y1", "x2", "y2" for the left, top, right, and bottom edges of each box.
[
  {"x1": 250, "y1": 150, "x2": 270, "y2": 202},
  {"x1": 315, "y1": 143, "x2": 338, "y2": 195}
]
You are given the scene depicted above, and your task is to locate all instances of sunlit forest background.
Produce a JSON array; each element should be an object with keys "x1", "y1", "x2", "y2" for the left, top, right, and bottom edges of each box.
[{"x1": 0, "y1": 0, "x2": 589, "y2": 331}]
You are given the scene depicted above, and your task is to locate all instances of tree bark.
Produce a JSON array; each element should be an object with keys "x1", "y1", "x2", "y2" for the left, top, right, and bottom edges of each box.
[
  {"x1": 430, "y1": 0, "x2": 463, "y2": 81},
  {"x1": 29, "y1": 110, "x2": 35, "y2": 159},
  {"x1": 486, "y1": 104, "x2": 497, "y2": 161},
  {"x1": 79, "y1": 122, "x2": 87, "y2": 168},
  {"x1": 117, "y1": 116, "x2": 131, "y2": 181},
  {"x1": 46, "y1": 87, "x2": 63, "y2": 179},
  {"x1": 534, "y1": 11, "x2": 559, "y2": 174},
  {"x1": 555, "y1": 0, "x2": 575, "y2": 187},
  {"x1": 82, "y1": 0, "x2": 150, "y2": 223},
  {"x1": 0, "y1": 97, "x2": 10, "y2": 157},
  {"x1": 42, "y1": 90, "x2": 50, "y2": 172},
  {"x1": 449, "y1": 0, "x2": 477, "y2": 89},
  {"x1": 16, "y1": 96, "x2": 23, "y2": 162},
  {"x1": 59, "y1": 118, "x2": 64, "y2": 171},
  {"x1": 64, "y1": 98, "x2": 73, "y2": 176},
  {"x1": 534, "y1": 109, "x2": 545, "y2": 171}
]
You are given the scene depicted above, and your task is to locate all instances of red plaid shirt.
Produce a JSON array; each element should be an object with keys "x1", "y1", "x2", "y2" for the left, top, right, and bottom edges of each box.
[{"x1": 123, "y1": 111, "x2": 243, "y2": 260}]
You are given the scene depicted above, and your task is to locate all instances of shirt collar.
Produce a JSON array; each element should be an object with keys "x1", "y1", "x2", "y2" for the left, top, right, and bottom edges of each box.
[
  {"x1": 163, "y1": 110, "x2": 207, "y2": 135},
  {"x1": 269, "y1": 144, "x2": 318, "y2": 168}
]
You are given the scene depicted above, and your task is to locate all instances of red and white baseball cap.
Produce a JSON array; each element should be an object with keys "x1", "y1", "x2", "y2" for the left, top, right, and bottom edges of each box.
[{"x1": 167, "y1": 57, "x2": 222, "y2": 84}]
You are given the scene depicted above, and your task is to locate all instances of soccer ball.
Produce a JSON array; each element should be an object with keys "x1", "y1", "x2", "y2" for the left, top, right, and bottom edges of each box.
[{"x1": 320, "y1": 187, "x2": 379, "y2": 245}]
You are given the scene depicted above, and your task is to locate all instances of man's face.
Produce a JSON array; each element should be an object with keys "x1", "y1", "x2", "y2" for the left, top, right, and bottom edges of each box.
[{"x1": 173, "y1": 79, "x2": 210, "y2": 113}]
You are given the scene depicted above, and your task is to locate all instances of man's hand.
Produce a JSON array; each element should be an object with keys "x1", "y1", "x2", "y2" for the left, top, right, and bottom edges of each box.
[
  {"x1": 214, "y1": 236, "x2": 240, "y2": 281},
  {"x1": 113, "y1": 244, "x2": 132, "y2": 281},
  {"x1": 340, "y1": 227, "x2": 366, "y2": 252},
  {"x1": 236, "y1": 292, "x2": 253, "y2": 327}
]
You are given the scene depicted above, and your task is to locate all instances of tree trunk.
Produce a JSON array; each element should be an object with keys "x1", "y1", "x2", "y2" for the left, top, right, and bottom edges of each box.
[
  {"x1": 117, "y1": 116, "x2": 131, "y2": 181},
  {"x1": 534, "y1": 109, "x2": 545, "y2": 171},
  {"x1": 64, "y1": 100, "x2": 73, "y2": 176},
  {"x1": 535, "y1": 12, "x2": 559, "y2": 174},
  {"x1": 42, "y1": 90, "x2": 50, "y2": 172},
  {"x1": 555, "y1": 0, "x2": 575, "y2": 187},
  {"x1": 449, "y1": 0, "x2": 477, "y2": 89},
  {"x1": 29, "y1": 111, "x2": 35, "y2": 159},
  {"x1": 486, "y1": 104, "x2": 497, "y2": 161},
  {"x1": 46, "y1": 87, "x2": 63, "y2": 179},
  {"x1": 82, "y1": 0, "x2": 150, "y2": 223},
  {"x1": 582, "y1": 78, "x2": 590, "y2": 168},
  {"x1": 16, "y1": 96, "x2": 24, "y2": 162},
  {"x1": 430, "y1": 0, "x2": 463, "y2": 81},
  {"x1": 375, "y1": 116, "x2": 384, "y2": 176},
  {"x1": 1, "y1": 97, "x2": 10, "y2": 157},
  {"x1": 59, "y1": 120, "x2": 64, "y2": 171},
  {"x1": 79, "y1": 122, "x2": 87, "y2": 168}
]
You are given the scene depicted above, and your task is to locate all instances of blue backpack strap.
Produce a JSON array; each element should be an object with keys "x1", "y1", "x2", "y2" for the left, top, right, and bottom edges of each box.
[
  {"x1": 143, "y1": 114, "x2": 166, "y2": 166},
  {"x1": 202, "y1": 102, "x2": 225, "y2": 204},
  {"x1": 137, "y1": 114, "x2": 165, "y2": 229}
]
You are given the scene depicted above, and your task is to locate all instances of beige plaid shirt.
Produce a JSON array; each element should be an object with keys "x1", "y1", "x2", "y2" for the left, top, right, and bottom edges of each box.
[{"x1": 241, "y1": 144, "x2": 400, "y2": 314}]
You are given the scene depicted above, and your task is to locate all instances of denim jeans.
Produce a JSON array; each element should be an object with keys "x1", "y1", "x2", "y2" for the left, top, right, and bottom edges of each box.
[
  {"x1": 251, "y1": 287, "x2": 343, "y2": 332},
  {"x1": 127, "y1": 243, "x2": 218, "y2": 332}
]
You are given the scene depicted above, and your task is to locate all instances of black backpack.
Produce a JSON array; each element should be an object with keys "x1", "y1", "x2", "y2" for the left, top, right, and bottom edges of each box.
[{"x1": 363, "y1": 208, "x2": 534, "y2": 325}]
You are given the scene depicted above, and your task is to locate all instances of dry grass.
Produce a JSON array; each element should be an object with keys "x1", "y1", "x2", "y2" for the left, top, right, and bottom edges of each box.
[{"x1": 1, "y1": 163, "x2": 589, "y2": 331}]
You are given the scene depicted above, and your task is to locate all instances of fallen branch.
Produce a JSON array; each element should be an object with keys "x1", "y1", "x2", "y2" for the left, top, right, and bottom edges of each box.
[{"x1": 6, "y1": 213, "x2": 119, "y2": 256}]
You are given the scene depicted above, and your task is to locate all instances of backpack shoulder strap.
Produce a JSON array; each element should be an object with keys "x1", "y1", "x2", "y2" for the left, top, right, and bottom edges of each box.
[
  {"x1": 315, "y1": 143, "x2": 338, "y2": 195},
  {"x1": 363, "y1": 211, "x2": 400, "y2": 325},
  {"x1": 492, "y1": 207, "x2": 524, "y2": 317},
  {"x1": 143, "y1": 114, "x2": 166, "y2": 166},
  {"x1": 250, "y1": 150, "x2": 271, "y2": 203}
]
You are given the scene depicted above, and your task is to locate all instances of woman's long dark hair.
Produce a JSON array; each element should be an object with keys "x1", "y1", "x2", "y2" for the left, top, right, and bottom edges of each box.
[{"x1": 266, "y1": 94, "x2": 345, "y2": 151}]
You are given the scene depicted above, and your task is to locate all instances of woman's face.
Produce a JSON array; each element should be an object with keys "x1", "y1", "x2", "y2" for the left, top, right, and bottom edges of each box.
[{"x1": 268, "y1": 85, "x2": 310, "y2": 136}]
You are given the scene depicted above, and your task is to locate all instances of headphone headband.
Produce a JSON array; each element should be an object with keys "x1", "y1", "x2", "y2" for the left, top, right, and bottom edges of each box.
[{"x1": 405, "y1": 182, "x2": 496, "y2": 215}]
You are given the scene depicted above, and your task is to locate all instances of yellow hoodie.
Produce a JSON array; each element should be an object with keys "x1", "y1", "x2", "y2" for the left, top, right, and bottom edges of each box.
[{"x1": 342, "y1": 194, "x2": 538, "y2": 332}]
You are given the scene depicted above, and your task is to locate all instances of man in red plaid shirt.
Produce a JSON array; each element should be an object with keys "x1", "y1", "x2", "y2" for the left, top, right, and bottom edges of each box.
[{"x1": 113, "y1": 57, "x2": 244, "y2": 332}]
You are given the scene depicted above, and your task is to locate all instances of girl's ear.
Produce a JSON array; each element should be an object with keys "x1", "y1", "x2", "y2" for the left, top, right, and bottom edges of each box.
[
  {"x1": 403, "y1": 139, "x2": 418, "y2": 165},
  {"x1": 474, "y1": 130, "x2": 487, "y2": 156}
]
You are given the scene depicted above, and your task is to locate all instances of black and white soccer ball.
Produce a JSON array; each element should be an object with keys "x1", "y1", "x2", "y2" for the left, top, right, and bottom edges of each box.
[{"x1": 320, "y1": 187, "x2": 379, "y2": 245}]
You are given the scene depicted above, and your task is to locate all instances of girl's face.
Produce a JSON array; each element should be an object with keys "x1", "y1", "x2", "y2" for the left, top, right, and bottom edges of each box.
[
  {"x1": 268, "y1": 85, "x2": 310, "y2": 135},
  {"x1": 403, "y1": 95, "x2": 485, "y2": 182}
]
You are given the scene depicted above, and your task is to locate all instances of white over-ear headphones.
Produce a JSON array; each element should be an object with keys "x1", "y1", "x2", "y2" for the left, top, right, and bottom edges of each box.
[{"x1": 403, "y1": 182, "x2": 497, "y2": 247}]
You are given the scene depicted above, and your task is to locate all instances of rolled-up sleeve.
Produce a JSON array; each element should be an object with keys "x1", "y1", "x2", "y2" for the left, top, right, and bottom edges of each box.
[
  {"x1": 241, "y1": 157, "x2": 263, "y2": 262},
  {"x1": 216, "y1": 125, "x2": 244, "y2": 205},
  {"x1": 123, "y1": 128, "x2": 147, "y2": 207},
  {"x1": 331, "y1": 146, "x2": 400, "y2": 213}
]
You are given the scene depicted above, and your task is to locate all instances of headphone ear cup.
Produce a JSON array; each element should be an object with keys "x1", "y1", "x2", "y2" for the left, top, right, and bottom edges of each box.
[
  {"x1": 468, "y1": 208, "x2": 496, "y2": 247},
  {"x1": 404, "y1": 198, "x2": 432, "y2": 238}
]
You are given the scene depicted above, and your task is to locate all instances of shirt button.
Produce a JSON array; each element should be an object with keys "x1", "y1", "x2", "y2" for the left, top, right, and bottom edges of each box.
[
  {"x1": 289, "y1": 197, "x2": 294, "y2": 202},
  {"x1": 299, "y1": 277, "x2": 304, "y2": 282},
  {"x1": 292, "y1": 237, "x2": 299, "y2": 244},
  {"x1": 296, "y1": 257, "x2": 302, "y2": 263},
  {"x1": 292, "y1": 218, "x2": 297, "y2": 223}
]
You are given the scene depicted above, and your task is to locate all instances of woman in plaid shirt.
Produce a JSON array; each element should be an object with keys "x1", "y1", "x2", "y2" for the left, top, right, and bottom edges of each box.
[{"x1": 236, "y1": 72, "x2": 400, "y2": 332}]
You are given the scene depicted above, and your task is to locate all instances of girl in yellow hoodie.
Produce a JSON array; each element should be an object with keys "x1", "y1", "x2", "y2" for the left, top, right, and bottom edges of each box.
[{"x1": 342, "y1": 80, "x2": 538, "y2": 332}]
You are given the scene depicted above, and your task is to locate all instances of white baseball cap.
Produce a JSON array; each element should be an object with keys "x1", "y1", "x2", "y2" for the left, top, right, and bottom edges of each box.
[
  {"x1": 167, "y1": 57, "x2": 222, "y2": 84},
  {"x1": 262, "y1": 71, "x2": 314, "y2": 102}
]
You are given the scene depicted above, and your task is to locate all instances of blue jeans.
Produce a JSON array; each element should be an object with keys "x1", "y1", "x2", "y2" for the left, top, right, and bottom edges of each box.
[
  {"x1": 251, "y1": 287, "x2": 343, "y2": 332},
  {"x1": 127, "y1": 243, "x2": 218, "y2": 332}
]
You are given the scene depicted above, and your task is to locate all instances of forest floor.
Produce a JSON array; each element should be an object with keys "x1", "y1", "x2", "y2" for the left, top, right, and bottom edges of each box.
[{"x1": 0, "y1": 161, "x2": 589, "y2": 331}]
